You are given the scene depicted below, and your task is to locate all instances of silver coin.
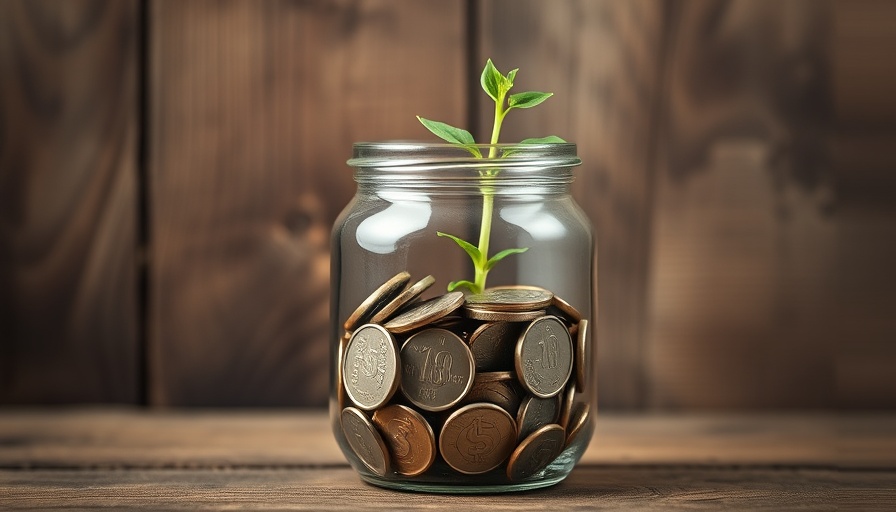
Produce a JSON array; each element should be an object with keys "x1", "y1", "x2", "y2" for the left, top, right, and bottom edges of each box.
[
  {"x1": 399, "y1": 328, "x2": 474, "y2": 412},
  {"x1": 384, "y1": 292, "x2": 465, "y2": 334},
  {"x1": 341, "y1": 407, "x2": 390, "y2": 477},
  {"x1": 516, "y1": 394, "x2": 561, "y2": 441},
  {"x1": 468, "y1": 322, "x2": 521, "y2": 371},
  {"x1": 515, "y1": 316, "x2": 574, "y2": 398},
  {"x1": 342, "y1": 324, "x2": 400, "y2": 410},
  {"x1": 465, "y1": 286, "x2": 554, "y2": 312},
  {"x1": 439, "y1": 402, "x2": 517, "y2": 475},
  {"x1": 506, "y1": 423, "x2": 566, "y2": 481}
]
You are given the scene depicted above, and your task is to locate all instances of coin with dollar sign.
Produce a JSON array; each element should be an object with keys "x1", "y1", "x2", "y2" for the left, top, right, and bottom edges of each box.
[{"x1": 439, "y1": 403, "x2": 517, "y2": 475}]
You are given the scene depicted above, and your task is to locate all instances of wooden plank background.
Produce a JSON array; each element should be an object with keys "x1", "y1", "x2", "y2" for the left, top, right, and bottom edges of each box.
[
  {"x1": 0, "y1": 0, "x2": 139, "y2": 403},
  {"x1": 1, "y1": 0, "x2": 894, "y2": 409}
]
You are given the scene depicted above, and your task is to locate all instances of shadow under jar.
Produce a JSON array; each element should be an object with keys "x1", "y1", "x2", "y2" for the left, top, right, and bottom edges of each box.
[{"x1": 330, "y1": 142, "x2": 595, "y2": 493}]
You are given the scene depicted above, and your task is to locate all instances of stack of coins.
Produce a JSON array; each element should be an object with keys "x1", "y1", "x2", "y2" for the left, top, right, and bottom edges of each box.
[{"x1": 338, "y1": 272, "x2": 592, "y2": 482}]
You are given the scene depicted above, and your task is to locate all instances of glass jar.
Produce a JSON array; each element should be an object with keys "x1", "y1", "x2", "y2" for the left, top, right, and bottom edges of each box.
[{"x1": 330, "y1": 142, "x2": 595, "y2": 493}]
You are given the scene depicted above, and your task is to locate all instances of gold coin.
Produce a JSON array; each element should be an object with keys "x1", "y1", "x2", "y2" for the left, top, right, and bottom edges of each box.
[
  {"x1": 549, "y1": 294, "x2": 582, "y2": 323},
  {"x1": 565, "y1": 402, "x2": 593, "y2": 452},
  {"x1": 369, "y1": 275, "x2": 436, "y2": 324},
  {"x1": 344, "y1": 271, "x2": 411, "y2": 331},
  {"x1": 384, "y1": 292, "x2": 465, "y2": 334},
  {"x1": 463, "y1": 307, "x2": 546, "y2": 322},
  {"x1": 372, "y1": 404, "x2": 436, "y2": 476},
  {"x1": 461, "y1": 372, "x2": 523, "y2": 415},
  {"x1": 336, "y1": 332, "x2": 351, "y2": 410},
  {"x1": 439, "y1": 403, "x2": 517, "y2": 475},
  {"x1": 558, "y1": 382, "x2": 577, "y2": 429},
  {"x1": 506, "y1": 423, "x2": 566, "y2": 481},
  {"x1": 341, "y1": 407, "x2": 390, "y2": 477},
  {"x1": 465, "y1": 286, "x2": 553, "y2": 312},
  {"x1": 574, "y1": 319, "x2": 589, "y2": 392}
]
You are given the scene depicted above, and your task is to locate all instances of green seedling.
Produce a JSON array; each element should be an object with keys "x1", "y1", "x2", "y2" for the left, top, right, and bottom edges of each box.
[{"x1": 417, "y1": 59, "x2": 564, "y2": 294}]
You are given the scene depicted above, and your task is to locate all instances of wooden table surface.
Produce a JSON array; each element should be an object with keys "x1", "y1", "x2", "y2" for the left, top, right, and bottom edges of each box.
[{"x1": 1, "y1": 409, "x2": 894, "y2": 510}]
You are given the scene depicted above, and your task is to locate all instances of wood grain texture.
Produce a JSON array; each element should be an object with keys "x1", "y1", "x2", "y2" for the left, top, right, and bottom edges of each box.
[
  {"x1": 3, "y1": 466, "x2": 893, "y2": 511},
  {"x1": 477, "y1": 0, "x2": 666, "y2": 408},
  {"x1": 645, "y1": 0, "x2": 896, "y2": 409},
  {"x1": 0, "y1": 0, "x2": 139, "y2": 403},
  {"x1": 148, "y1": 0, "x2": 467, "y2": 406},
  {"x1": 3, "y1": 410, "x2": 892, "y2": 469},
  {"x1": 0, "y1": 410, "x2": 893, "y2": 510}
]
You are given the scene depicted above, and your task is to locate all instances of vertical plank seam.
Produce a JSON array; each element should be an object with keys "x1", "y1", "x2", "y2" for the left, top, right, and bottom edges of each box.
[
  {"x1": 465, "y1": 0, "x2": 481, "y2": 142},
  {"x1": 136, "y1": 0, "x2": 151, "y2": 407}
]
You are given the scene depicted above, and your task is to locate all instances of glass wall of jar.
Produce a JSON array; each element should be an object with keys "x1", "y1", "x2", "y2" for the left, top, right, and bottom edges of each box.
[{"x1": 330, "y1": 142, "x2": 595, "y2": 493}]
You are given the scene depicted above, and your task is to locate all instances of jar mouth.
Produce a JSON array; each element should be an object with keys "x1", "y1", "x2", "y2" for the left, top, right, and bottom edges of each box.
[{"x1": 348, "y1": 141, "x2": 581, "y2": 170}]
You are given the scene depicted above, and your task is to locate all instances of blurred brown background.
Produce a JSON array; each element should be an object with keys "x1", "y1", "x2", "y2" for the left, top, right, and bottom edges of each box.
[{"x1": 1, "y1": 0, "x2": 894, "y2": 410}]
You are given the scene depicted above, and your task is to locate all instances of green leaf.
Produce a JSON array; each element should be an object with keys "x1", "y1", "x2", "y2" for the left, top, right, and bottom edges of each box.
[
  {"x1": 520, "y1": 135, "x2": 566, "y2": 144},
  {"x1": 506, "y1": 68, "x2": 519, "y2": 86},
  {"x1": 508, "y1": 91, "x2": 553, "y2": 109},
  {"x1": 484, "y1": 247, "x2": 528, "y2": 271},
  {"x1": 447, "y1": 280, "x2": 479, "y2": 293},
  {"x1": 437, "y1": 232, "x2": 483, "y2": 266},
  {"x1": 481, "y1": 58, "x2": 502, "y2": 102},
  {"x1": 417, "y1": 117, "x2": 482, "y2": 157}
]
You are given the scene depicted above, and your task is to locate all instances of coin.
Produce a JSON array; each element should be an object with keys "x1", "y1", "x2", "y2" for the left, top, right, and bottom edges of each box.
[
  {"x1": 548, "y1": 294, "x2": 583, "y2": 324},
  {"x1": 574, "y1": 319, "x2": 589, "y2": 392},
  {"x1": 344, "y1": 271, "x2": 411, "y2": 331},
  {"x1": 462, "y1": 372, "x2": 523, "y2": 415},
  {"x1": 384, "y1": 292, "x2": 465, "y2": 334},
  {"x1": 372, "y1": 404, "x2": 436, "y2": 476},
  {"x1": 516, "y1": 394, "x2": 561, "y2": 441},
  {"x1": 565, "y1": 402, "x2": 592, "y2": 451},
  {"x1": 336, "y1": 332, "x2": 351, "y2": 410},
  {"x1": 341, "y1": 407, "x2": 390, "y2": 477},
  {"x1": 465, "y1": 286, "x2": 553, "y2": 312},
  {"x1": 473, "y1": 370, "x2": 515, "y2": 383},
  {"x1": 506, "y1": 424, "x2": 566, "y2": 481},
  {"x1": 558, "y1": 382, "x2": 577, "y2": 429},
  {"x1": 439, "y1": 402, "x2": 517, "y2": 475},
  {"x1": 468, "y1": 322, "x2": 521, "y2": 371},
  {"x1": 515, "y1": 316, "x2": 574, "y2": 398},
  {"x1": 369, "y1": 275, "x2": 436, "y2": 325},
  {"x1": 399, "y1": 328, "x2": 474, "y2": 412},
  {"x1": 464, "y1": 307, "x2": 546, "y2": 322},
  {"x1": 342, "y1": 324, "x2": 401, "y2": 411}
]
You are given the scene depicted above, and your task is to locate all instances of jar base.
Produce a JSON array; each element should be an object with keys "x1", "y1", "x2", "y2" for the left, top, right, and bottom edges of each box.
[{"x1": 358, "y1": 474, "x2": 568, "y2": 494}]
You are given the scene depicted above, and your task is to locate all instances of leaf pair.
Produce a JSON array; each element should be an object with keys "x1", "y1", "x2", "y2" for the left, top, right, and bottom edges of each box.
[
  {"x1": 481, "y1": 59, "x2": 553, "y2": 110},
  {"x1": 437, "y1": 232, "x2": 528, "y2": 293}
]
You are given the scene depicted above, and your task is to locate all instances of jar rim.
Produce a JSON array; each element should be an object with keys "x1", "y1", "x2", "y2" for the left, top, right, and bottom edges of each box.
[{"x1": 348, "y1": 141, "x2": 581, "y2": 169}]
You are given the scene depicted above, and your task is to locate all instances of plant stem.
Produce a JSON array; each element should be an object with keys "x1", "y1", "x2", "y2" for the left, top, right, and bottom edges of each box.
[{"x1": 474, "y1": 91, "x2": 508, "y2": 292}]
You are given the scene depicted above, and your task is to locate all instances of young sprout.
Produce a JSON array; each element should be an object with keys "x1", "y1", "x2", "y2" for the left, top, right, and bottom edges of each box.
[{"x1": 417, "y1": 59, "x2": 564, "y2": 294}]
